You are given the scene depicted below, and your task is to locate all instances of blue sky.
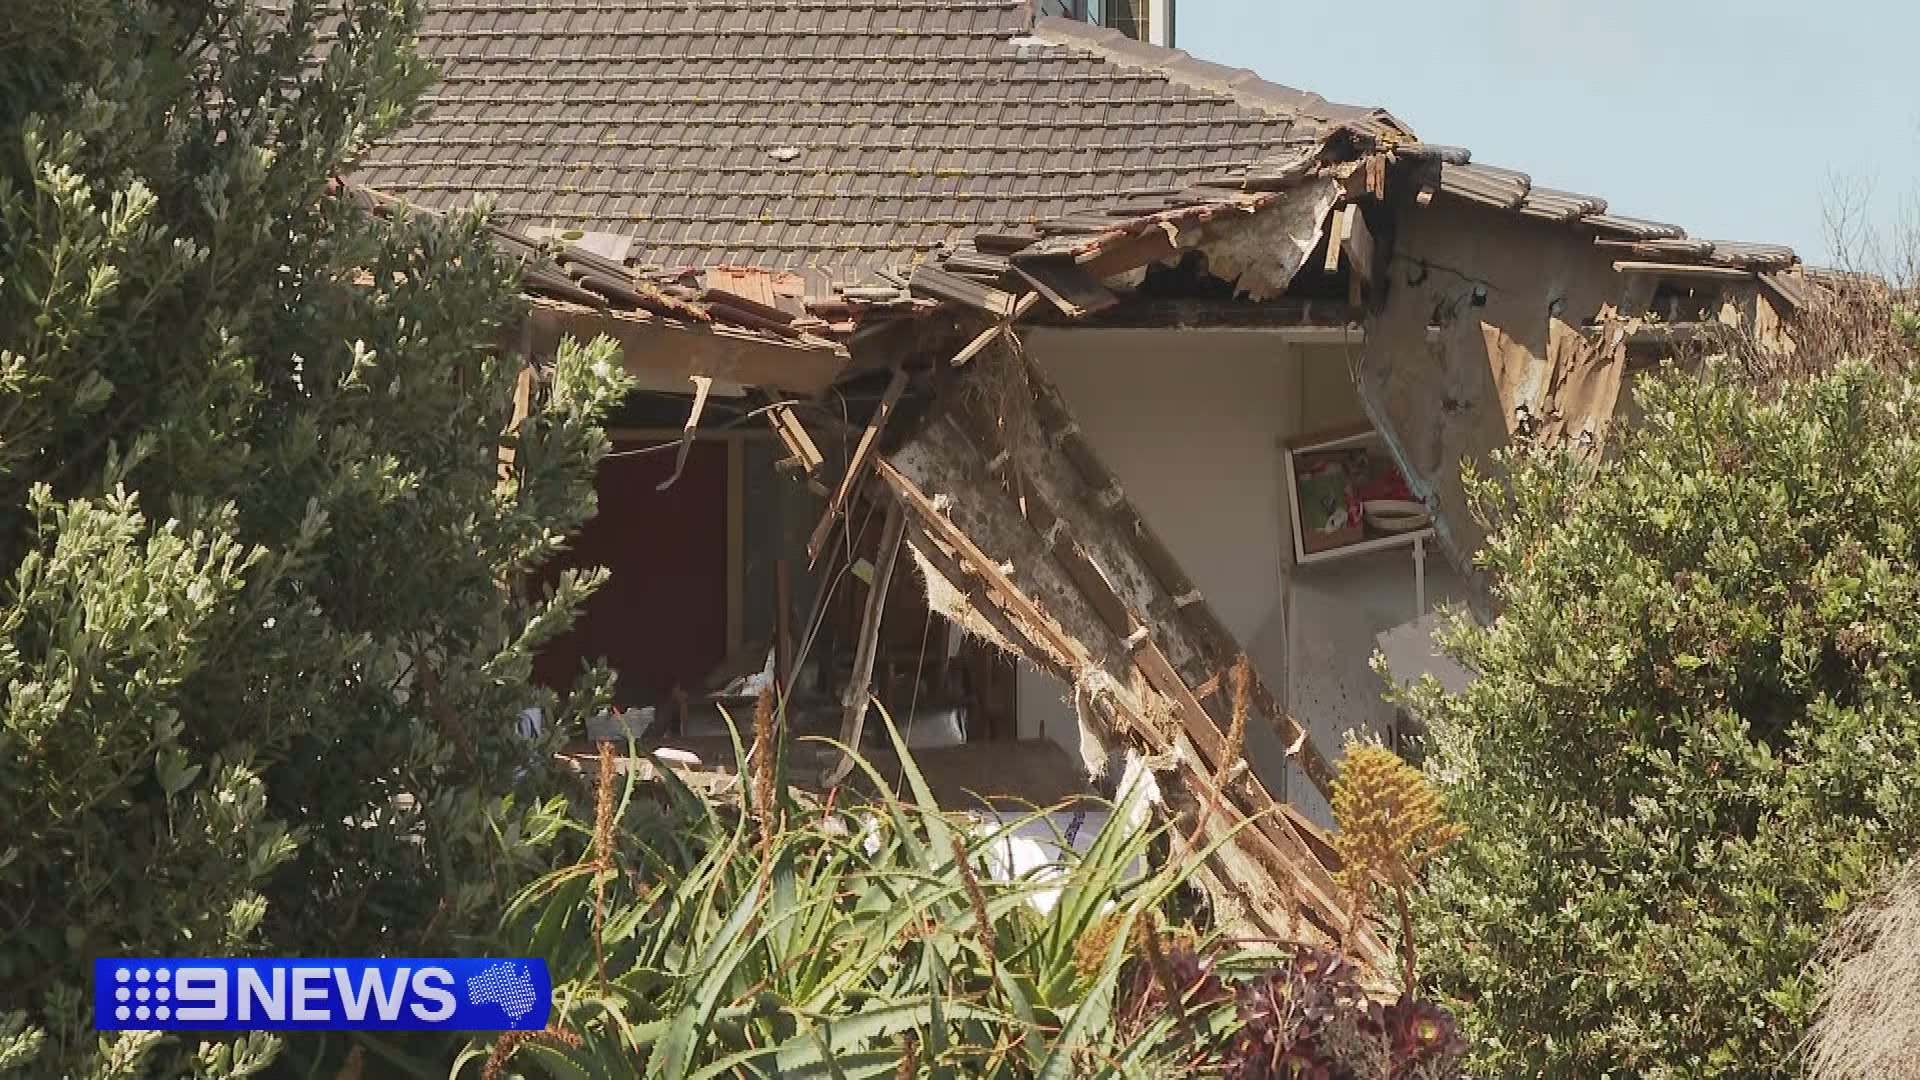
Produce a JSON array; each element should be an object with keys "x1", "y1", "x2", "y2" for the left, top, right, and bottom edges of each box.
[{"x1": 1178, "y1": 0, "x2": 1919, "y2": 267}]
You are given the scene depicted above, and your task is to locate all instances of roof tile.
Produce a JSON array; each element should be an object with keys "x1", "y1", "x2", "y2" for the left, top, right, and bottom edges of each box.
[{"x1": 366, "y1": 0, "x2": 1378, "y2": 282}]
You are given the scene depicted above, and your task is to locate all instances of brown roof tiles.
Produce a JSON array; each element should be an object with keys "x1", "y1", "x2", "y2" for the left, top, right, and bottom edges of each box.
[{"x1": 361, "y1": 1, "x2": 1385, "y2": 283}]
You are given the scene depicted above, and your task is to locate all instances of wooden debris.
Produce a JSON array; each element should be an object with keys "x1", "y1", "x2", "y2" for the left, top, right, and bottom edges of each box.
[
  {"x1": 826, "y1": 499, "x2": 907, "y2": 786},
  {"x1": 656, "y1": 374, "x2": 713, "y2": 491},
  {"x1": 950, "y1": 292, "x2": 1044, "y2": 368},
  {"x1": 907, "y1": 523, "x2": 1068, "y2": 681},
  {"x1": 531, "y1": 299, "x2": 847, "y2": 396},
  {"x1": 909, "y1": 265, "x2": 1018, "y2": 317},
  {"x1": 1075, "y1": 223, "x2": 1180, "y2": 281},
  {"x1": 973, "y1": 229, "x2": 1044, "y2": 255},
  {"x1": 806, "y1": 367, "x2": 909, "y2": 564},
  {"x1": 1323, "y1": 205, "x2": 1353, "y2": 275},
  {"x1": 1014, "y1": 259, "x2": 1121, "y2": 318},
  {"x1": 934, "y1": 406, "x2": 1365, "y2": 949},
  {"x1": 766, "y1": 403, "x2": 825, "y2": 476},
  {"x1": 701, "y1": 267, "x2": 793, "y2": 319},
  {"x1": 876, "y1": 460, "x2": 1084, "y2": 670},
  {"x1": 497, "y1": 322, "x2": 535, "y2": 489},
  {"x1": 877, "y1": 437, "x2": 1386, "y2": 967},
  {"x1": 1611, "y1": 260, "x2": 1755, "y2": 281},
  {"x1": 1342, "y1": 205, "x2": 1376, "y2": 306}
]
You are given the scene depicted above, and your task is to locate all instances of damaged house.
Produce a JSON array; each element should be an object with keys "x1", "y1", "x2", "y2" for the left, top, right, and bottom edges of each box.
[{"x1": 348, "y1": 0, "x2": 1815, "y2": 952}]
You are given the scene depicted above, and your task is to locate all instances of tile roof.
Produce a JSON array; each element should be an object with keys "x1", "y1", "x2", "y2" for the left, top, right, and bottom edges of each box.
[
  {"x1": 353, "y1": 1, "x2": 1806, "y2": 324},
  {"x1": 1438, "y1": 161, "x2": 1798, "y2": 273},
  {"x1": 356, "y1": 1, "x2": 1401, "y2": 284}
]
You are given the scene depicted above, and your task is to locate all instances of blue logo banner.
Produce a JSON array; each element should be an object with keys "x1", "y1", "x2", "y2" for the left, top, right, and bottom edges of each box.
[{"x1": 93, "y1": 959, "x2": 552, "y2": 1031}]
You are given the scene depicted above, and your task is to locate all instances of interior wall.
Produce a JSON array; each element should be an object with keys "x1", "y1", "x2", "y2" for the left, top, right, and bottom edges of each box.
[
  {"x1": 1019, "y1": 328, "x2": 1292, "y2": 780},
  {"x1": 1018, "y1": 329, "x2": 1454, "y2": 823},
  {"x1": 1287, "y1": 345, "x2": 1469, "y2": 823}
]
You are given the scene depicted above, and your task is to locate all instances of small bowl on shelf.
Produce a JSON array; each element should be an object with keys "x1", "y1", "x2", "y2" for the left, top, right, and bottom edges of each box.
[{"x1": 1362, "y1": 499, "x2": 1430, "y2": 534}]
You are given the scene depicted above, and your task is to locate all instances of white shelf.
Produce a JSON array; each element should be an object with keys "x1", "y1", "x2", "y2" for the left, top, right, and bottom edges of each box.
[{"x1": 1294, "y1": 526, "x2": 1433, "y2": 566}]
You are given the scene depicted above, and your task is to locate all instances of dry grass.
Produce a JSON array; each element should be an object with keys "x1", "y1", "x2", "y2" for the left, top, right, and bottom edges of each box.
[
  {"x1": 750, "y1": 686, "x2": 778, "y2": 857},
  {"x1": 1722, "y1": 253, "x2": 1918, "y2": 396},
  {"x1": 592, "y1": 740, "x2": 615, "y2": 989},
  {"x1": 1805, "y1": 858, "x2": 1920, "y2": 1080}
]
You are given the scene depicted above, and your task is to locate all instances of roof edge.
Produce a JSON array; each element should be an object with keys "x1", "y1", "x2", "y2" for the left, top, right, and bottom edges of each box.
[{"x1": 1028, "y1": 16, "x2": 1415, "y2": 142}]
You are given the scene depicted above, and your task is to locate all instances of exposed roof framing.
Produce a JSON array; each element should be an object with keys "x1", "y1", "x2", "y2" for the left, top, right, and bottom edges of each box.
[{"x1": 876, "y1": 354, "x2": 1376, "y2": 958}]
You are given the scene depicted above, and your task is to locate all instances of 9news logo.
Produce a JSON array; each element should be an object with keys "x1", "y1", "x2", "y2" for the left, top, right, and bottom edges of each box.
[{"x1": 93, "y1": 959, "x2": 551, "y2": 1032}]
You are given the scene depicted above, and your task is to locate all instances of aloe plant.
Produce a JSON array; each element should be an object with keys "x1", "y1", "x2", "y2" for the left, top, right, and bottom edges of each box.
[
  {"x1": 425, "y1": 707, "x2": 1225, "y2": 1079},
  {"x1": 418, "y1": 706, "x2": 1463, "y2": 1079}
]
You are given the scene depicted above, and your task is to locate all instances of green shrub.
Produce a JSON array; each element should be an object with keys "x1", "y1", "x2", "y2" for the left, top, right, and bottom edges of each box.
[
  {"x1": 1410, "y1": 357, "x2": 1920, "y2": 1076},
  {"x1": 0, "y1": 1, "x2": 627, "y2": 1073}
]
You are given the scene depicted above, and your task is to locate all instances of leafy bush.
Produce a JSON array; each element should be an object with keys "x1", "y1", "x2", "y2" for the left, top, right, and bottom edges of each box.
[
  {"x1": 1410, "y1": 355, "x2": 1920, "y2": 1075},
  {"x1": 0, "y1": 0, "x2": 626, "y2": 1073}
]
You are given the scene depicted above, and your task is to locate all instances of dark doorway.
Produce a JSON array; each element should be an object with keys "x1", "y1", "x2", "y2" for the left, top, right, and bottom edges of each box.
[{"x1": 533, "y1": 439, "x2": 730, "y2": 706}]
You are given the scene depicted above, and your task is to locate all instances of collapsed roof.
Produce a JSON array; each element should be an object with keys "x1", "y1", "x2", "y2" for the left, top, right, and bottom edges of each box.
[{"x1": 343, "y1": 0, "x2": 1812, "y2": 959}]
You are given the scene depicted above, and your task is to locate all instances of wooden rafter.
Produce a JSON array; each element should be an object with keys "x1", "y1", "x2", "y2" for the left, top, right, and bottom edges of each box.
[
  {"x1": 826, "y1": 498, "x2": 907, "y2": 786},
  {"x1": 806, "y1": 366, "x2": 909, "y2": 564},
  {"x1": 876, "y1": 436, "x2": 1386, "y2": 966}
]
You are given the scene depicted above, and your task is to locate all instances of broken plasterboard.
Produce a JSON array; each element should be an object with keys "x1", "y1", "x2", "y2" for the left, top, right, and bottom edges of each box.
[{"x1": 1195, "y1": 177, "x2": 1343, "y2": 301}]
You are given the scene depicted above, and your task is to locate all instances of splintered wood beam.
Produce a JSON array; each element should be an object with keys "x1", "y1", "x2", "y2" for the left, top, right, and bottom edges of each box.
[
  {"x1": 1323, "y1": 205, "x2": 1352, "y2": 275},
  {"x1": 880, "y1": 445, "x2": 1377, "y2": 962},
  {"x1": 1341, "y1": 154, "x2": 1388, "y2": 202},
  {"x1": 909, "y1": 265, "x2": 1018, "y2": 318},
  {"x1": 905, "y1": 523, "x2": 1070, "y2": 682},
  {"x1": 1342, "y1": 206, "x2": 1376, "y2": 308},
  {"x1": 807, "y1": 367, "x2": 908, "y2": 565},
  {"x1": 1014, "y1": 259, "x2": 1121, "y2": 318},
  {"x1": 1000, "y1": 466, "x2": 1140, "y2": 641},
  {"x1": 1611, "y1": 260, "x2": 1755, "y2": 281},
  {"x1": 497, "y1": 358, "x2": 534, "y2": 489},
  {"x1": 944, "y1": 416, "x2": 1359, "y2": 944},
  {"x1": 766, "y1": 403, "x2": 824, "y2": 475},
  {"x1": 1075, "y1": 223, "x2": 1180, "y2": 281},
  {"x1": 657, "y1": 374, "x2": 713, "y2": 491},
  {"x1": 1130, "y1": 640, "x2": 1355, "y2": 930},
  {"x1": 950, "y1": 291, "x2": 1044, "y2": 368},
  {"x1": 827, "y1": 498, "x2": 907, "y2": 787},
  {"x1": 1031, "y1": 298, "x2": 1361, "y2": 332},
  {"x1": 875, "y1": 459, "x2": 1085, "y2": 669}
]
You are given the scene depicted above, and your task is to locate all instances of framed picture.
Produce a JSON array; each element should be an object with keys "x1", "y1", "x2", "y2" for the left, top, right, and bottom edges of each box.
[{"x1": 1283, "y1": 424, "x2": 1433, "y2": 565}]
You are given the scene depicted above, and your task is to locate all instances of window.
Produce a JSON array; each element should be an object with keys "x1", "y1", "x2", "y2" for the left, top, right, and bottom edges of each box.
[{"x1": 1035, "y1": 0, "x2": 1162, "y2": 45}]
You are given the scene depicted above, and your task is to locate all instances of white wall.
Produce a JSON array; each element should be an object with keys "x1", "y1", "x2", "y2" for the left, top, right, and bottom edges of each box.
[{"x1": 1019, "y1": 331, "x2": 1464, "y2": 825}]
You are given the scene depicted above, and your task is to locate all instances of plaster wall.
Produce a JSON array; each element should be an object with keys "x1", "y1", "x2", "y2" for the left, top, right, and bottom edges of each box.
[
  {"x1": 1020, "y1": 328, "x2": 1459, "y2": 824},
  {"x1": 1354, "y1": 197, "x2": 1762, "y2": 574}
]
